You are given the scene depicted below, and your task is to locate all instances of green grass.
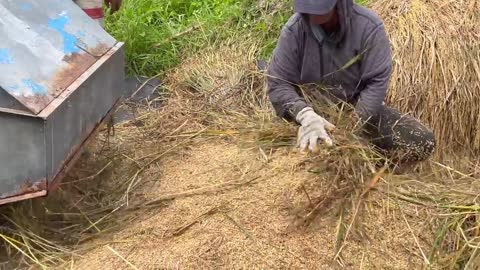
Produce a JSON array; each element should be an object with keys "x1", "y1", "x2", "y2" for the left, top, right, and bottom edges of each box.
[
  {"x1": 356, "y1": 0, "x2": 369, "y2": 5},
  {"x1": 104, "y1": 0, "x2": 293, "y2": 76},
  {"x1": 105, "y1": 0, "x2": 370, "y2": 76},
  {"x1": 105, "y1": 0, "x2": 244, "y2": 76}
]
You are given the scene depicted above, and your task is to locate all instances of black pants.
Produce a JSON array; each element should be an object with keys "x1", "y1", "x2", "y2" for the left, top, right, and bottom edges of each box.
[
  {"x1": 362, "y1": 105, "x2": 436, "y2": 163},
  {"x1": 310, "y1": 90, "x2": 436, "y2": 163}
]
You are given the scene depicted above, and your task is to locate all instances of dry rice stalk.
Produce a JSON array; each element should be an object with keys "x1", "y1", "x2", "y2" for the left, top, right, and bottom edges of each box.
[
  {"x1": 140, "y1": 175, "x2": 263, "y2": 208},
  {"x1": 106, "y1": 245, "x2": 139, "y2": 270},
  {"x1": 372, "y1": 0, "x2": 480, "y2": 156},
  {"x1": 168, "y1": 40, "x2": 480, "y2": 268},
  {"x1": 1, "y1": 34, "x2": 480, "y2": 269},
  {"x1": 167, "y1": 39, "x2": 480, "y2": 268},
  {"x1": 167, "y1": 206, "x2": 221, "y2": 237}
]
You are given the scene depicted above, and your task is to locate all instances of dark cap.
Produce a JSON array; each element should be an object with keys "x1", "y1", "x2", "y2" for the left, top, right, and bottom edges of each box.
[{"x1": 294, "y1": 0, "x2": 338, "y2": 15}]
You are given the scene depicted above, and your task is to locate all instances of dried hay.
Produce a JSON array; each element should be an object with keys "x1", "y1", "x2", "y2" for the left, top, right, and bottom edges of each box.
[
  {"x1": 0, "y1": 16, "x2": 480, "y2": 270},
  {"x1": 63, "y1": 40, "x2": 479, "y2": 269},
  {"x1": 160, "y1": 40, "x2": 480, "y2": 269},
  {"x1": 372, "y1": 0, "x2": 480, "y2": 156}
]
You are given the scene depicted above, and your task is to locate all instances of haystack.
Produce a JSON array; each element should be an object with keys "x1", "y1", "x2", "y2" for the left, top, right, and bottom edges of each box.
[{"x1": 372, "y1": 0, "x2": 480, "y2": 155}]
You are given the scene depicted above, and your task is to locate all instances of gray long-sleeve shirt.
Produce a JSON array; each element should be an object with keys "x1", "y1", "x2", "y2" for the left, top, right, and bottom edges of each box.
[{"x1": 267, "y1": 0, "x2": 392, "y2": 122}]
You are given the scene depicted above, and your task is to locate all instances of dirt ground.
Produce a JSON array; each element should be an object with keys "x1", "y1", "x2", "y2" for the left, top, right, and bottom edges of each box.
[{"x1": 67, "y1": 140, "x2": 429, "y2": 269}]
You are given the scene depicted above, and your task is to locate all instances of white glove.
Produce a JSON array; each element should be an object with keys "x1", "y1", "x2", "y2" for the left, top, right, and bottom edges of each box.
[{"x1": 295, "y1": 107, "x2": 336, "y2": 152}]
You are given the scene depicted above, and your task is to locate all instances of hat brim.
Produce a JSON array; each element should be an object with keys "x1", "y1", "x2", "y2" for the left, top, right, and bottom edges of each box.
[{"x1": 294, "y1": 0, "x2": 338, "y2": 15}]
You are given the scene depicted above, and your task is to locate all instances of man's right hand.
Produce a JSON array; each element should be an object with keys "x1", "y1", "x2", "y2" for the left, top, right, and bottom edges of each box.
[{"x1": 295, "y1": 107, "x2": 336, "y2": 153}]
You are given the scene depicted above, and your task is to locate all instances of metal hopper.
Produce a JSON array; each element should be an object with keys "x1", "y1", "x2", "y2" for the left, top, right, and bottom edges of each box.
[{"x1": 0, "y1": 0, "x2": 125, "y2": 205}]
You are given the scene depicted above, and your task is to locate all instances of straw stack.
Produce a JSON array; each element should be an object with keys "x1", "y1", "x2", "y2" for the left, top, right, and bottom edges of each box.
[{"x1": 372, "y1": 0, "x2": 480, "y2": 155}]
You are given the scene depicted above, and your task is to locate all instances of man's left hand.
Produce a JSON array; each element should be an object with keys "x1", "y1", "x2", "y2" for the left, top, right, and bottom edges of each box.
[{"x1": 105, "y1": 0, "x2": 122, "y2": 13}]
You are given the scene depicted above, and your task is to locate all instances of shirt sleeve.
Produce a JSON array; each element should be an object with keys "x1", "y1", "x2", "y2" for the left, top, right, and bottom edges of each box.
[
  {"x1": 355, "y1": 23, "x2": 392, "y2": 121},
  {"x1": 267, "y1": 24, "x2": 308, "y2": 122}
]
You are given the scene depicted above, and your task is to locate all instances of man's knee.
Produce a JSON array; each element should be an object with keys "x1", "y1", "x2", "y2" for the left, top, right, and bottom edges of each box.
[
  {"x1": 371, "y1": 106, "x2": 436, "y2": 161},
  {"x1": 405, "y1": 127, "x2": 436, "y2": 161}
]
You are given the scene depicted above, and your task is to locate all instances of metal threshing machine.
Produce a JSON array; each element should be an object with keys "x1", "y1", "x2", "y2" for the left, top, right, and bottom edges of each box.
[{"x1": 0, "y1": 0, "x2": 125, "y2": 205}]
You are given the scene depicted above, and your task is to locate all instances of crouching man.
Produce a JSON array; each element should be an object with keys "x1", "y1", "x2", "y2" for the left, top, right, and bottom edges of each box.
[{"x1": 267, "y1": 0, "x2": 435, "y2": 168}]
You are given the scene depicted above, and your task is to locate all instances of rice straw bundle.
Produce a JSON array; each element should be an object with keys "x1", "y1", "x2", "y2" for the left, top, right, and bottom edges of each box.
[{"x1": 372, "y1": 0, "x2": 480, "y2": 156}]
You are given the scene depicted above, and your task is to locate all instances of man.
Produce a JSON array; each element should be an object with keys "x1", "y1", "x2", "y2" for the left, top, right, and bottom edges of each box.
[
  {"x1": 74, "y1": 0, "x2": 122, "y2": 27},
  {"x1": 267, "y1": 0, "x2": 435, "y2": 167}
]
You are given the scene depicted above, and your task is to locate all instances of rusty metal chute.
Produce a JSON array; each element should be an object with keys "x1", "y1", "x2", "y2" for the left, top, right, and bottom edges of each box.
[{"x1": 0, "y1": 0, "x2": 125, "y2": 205}]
